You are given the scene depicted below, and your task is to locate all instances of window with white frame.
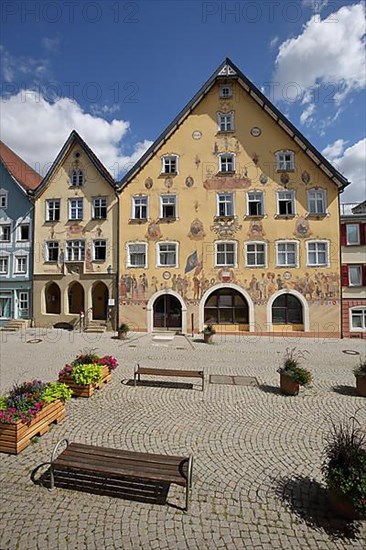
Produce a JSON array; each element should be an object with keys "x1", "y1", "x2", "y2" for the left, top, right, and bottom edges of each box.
[
  {"x1": 92, "y1": 197, "x2": 107, "y2": 220},
  {"x1": 215, "y1": 241, "x2": 237, "y2": 267},
  {"x1": 276, "y1": 241, "x2": 298, "y2": 267},
  {"x1": 247, "y1": 192, "x2": 264, "y2": 216},
  {"x1": 346, "y1": 224, "x2": 360, "y2": 245},
  {"x1": 349, "y1": 265, "x2": 362, "y2": 287},
  {"x1": 160, "y1": 195, "x2": 176, "y2": 219},
  {"x1": 70, "y1": 169, "x2": 84, "y2": 187},
  {"x1": 220, "y1": 84, "x2": 232, "y2": 98},
  {"x1": 0, "y1": 256, "x2": 9, "y2": 274},
  {"x1": 245, "y1": 242, "x2": 266, "y2": 267},
  {"x1": 68, "y1": 198, "x2": 83, "y2": 220},
  {"x1": 307, "y1": 241, "x2": 328, "y2": 266},
  {"x1": 275, "y1": 150, "x2": 295, "y2": 171},
  {"x1": 219, "y1": 153, "x2": 235, "y2": 173},
  {"x1": 46, "y1": 199, "x2": 60, "y2": 222},
  {"x1": 157, "y1": 242, "x2": 177, "y2": 267},
  {"x1": 161, "y1": 155, "x2": 178, "y2": 174},
  {"x1": 0, "y1": 225, "x2": 11, "y2": 242},
  {"x1": 277, "y1": 191, "x2": 295, "y2": 216},
  {"x1": 46, "y1": 241, "x2": 59, "y2": 262},
  {"x1": 132, "y1": 196, "x2": 148, "y2": 219},
  {"x1": 127, "y1": 243, "x2": 147, "y2": 267},
  {"x1": 93, "y1": 239, "x2": 107, "y2": 261},
  {"x1": 350, "y1": 308, "x2": 366, "y2": 330},
  {"x1": 15, "y1": 256, "x2": 27, "y2": 274},
  {"x1": 18, "y1": 292, "x2": 29, "y2": 311},
  {"x1": 0, "y1": 192, "x2": 7, "y2": 209},
  {"x1": 66, "y1": 240, "x2": 85, "y2": 261},
  {"x1": 18, "y1": 224, "x2": 30, "y2": 241},
  {"x1": 218, "y1": 112, "x2": 234, "y2": 132},
  {"x1": 307, "y1": 189, "x2": 326, "y2": 214},
  {"x1": 217, "y1": 192, "x2": 234, "y2": 217}
]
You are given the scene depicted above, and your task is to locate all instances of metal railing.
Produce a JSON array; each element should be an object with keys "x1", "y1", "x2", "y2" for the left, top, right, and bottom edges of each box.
[{"x1": 340, "y1": 202, "x2": 366, "y2": 216}]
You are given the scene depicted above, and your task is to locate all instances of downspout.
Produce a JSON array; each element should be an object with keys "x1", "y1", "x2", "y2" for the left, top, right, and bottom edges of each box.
[
  {"x1": 338, "y1": 191, "x2": 343, "y2": 339},
  {"x1": 115, "y1": 185, "x2": 120, "y2": 332},
  {"x1": 28, "y1": 190, "x2": 35, "y2": 327}
]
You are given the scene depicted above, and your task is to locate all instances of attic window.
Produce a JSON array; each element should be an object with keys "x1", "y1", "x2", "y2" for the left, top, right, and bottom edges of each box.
[
  {"x1": 161, "y1": 155, "x2": 178, "y2": 174},
  {"x1": 71, "y1": 169, "x2": 84, "y2": 187},
  {"x1": 275, "y1": 151, "x2": 295, "y2": 172},
  {"x1": 220, "y1": 84, "x2": 232, "y2": 98},
  {"x1": 0, "y1": 192, "x2": 8, "y2": 209},
  {"x1": 74, "y1": 151, "x2": 81, "y2": 159}
]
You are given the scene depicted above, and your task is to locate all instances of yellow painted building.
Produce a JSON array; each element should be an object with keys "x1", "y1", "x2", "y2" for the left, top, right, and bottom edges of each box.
[
  {"x1": 33, "y1": 131, "x2": 118, "y2": 330},
  {"x1": 118, "y1": 59, "x2": 349, "y2": 337}
]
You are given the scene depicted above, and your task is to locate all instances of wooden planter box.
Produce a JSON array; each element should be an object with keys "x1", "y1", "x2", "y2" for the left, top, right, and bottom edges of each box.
[
  {"x1": 0, "y1": 400, "x2": 66, "y2": 455},
  {"x1": 280, "y1": 372, "x2": 300, "y2": 396},
  {"x1": 355, "y1": 376, "x2": 366, "y2": 397},
  {"x1": 59, "y1": 366, "x2": 111, "y2": 398}
]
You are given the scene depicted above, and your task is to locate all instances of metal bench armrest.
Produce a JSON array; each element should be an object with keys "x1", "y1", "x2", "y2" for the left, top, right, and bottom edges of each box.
[{"x1": 49, "y1": 438, "x2": 69, "y2": 491}]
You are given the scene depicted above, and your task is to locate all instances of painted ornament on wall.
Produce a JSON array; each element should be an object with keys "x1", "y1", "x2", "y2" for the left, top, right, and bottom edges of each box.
[
  {"x1": 280, "y1": 173, "x2": 290, "y2": 185},
  {"x1": 67, "y1": 223, "x2": 84, "y2": 236},
  {"x1": 259, "y1": 173, "x2": 268, "y2": 185},
  {"x1": 145, "y1": 220, "x2": 161, "y2": 240},
  {"x1": 85, "y1": 247, "x2": 93, "y2": 271},
  {"x1": 301, "y1": 171, "x2": 311, "y2": 185},
  {"x1": 185, "y1": 176, "x2": 194, "y2": 188},
  {"x1": 294, "y1": 216, "x2": 311, "y2": 238},
  {"x1": 165, "y1": 177, "x2": 173, "y2": 189},
  {"x1": 248, "y1": 220, "x2": 265, "y2": 238},
  {"x1": 211, "y1": 216, "x2": 242, "y2": 238},
  {"x1": 188, "y1": 218, "x2": 205, "y2": 240},
  {"x1": 145, "y1": 177, "x2": 153, "y2": 190}
]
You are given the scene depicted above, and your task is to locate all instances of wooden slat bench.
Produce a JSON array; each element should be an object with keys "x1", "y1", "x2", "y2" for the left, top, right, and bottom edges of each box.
[
  {"x1": 49, "y1": 439, "x2": 194, "y2": 511},
  {"x1": 134, "y1": 364, "x2": 204, "y2": 391}
]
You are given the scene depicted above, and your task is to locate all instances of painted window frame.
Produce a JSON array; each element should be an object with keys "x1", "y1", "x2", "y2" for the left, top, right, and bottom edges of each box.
[
  {"x1": 275, "y1": 150, "x2": 295, "y2": 171},
  {"x1": 66, "y1": 239, "x2": 85, "y2": 262},
  {"x1": 159, "y1": 194, "x2": 177, "y2": 220},
  {"x1": 0, "y1": 255, "x2": 9, "y2": 274},
  {"x1": 46, "y1": 199, "x2": 61, "y2": 222},
  {"x1": 349, "y1": 307, "x2": 366, "y2": 332},
  {"x1": 161, "y1": 154, "x2": 179, "y2": 175},
  {"x1": 276, "y1": 190, "x2": 296, "y2": 216},
  {"x1": 45, "y1": 241, "x2": 59, "y2": 263},
  {"x1": 246, "y1": 191, "x2": 265, "y2": 217},
  {"x1": 70, "y1": 169, "x2": 84, "y2": 187},
  {"x1": 93, "y1": 239, "x2": 107, "y2": 262},
  {"x1": 0, "y1": 223, "x2": 11, "y2": 243},
  {"x1": 217, "y1": 111, "x2": 234, "y2": 132},
  {"x1": 348, "y1": 265, "x2": 363, "y2": 287},
  {"x1": 244, "y1": 241, "x2": 267, "y2": 268},
  {"x1": 306, "y1": 240, "x2": 330, "y2": 267},
  {"x1": 156, "y1": 241, "x2": 179, "y2": 268},
  {"x1": 18, "y1": 291, "x2": 29, "y2": 312},
  {"x1": 13, "y1": 254, "x2": 28, "y2": 275},
  {"x1": 346, "y1": 223, "x2": 360, "y2": 245},
  {"x1": 276, "y1": 240, "x2": 299, "y2": 268},
  {"x1": 216, "y1": 192, "x2": 234, "y2": 217},
  {"x1": 307, "y1": 188, "x2": 327, "y2": 215},
  {"x1": 220, "y1": 84, "x2": 232, "y2": 98},
  {"x1": 131, "y1": 195, "x2": 148, "y2": 220},
  {"x1": 17, "y1": 223, "x2": 30, "y2": 242},
  {"x1": 214, "y1": 240, "x2": 238, "y2": 268},
  {"x1": 92, "y1": 197, "x2": 108, "y2": 220},
  {"x1": 126, "y1": 242, "x2": 148, "y2": 268},
  {"x1": 68, "y1": 198, "x2": 83, "y2": 221},
  {"x1": 218, "y1": 152, "x2": 235, "y2": 173}
]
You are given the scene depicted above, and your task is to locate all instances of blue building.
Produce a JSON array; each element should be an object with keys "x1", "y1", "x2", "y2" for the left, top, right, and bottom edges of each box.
[{"x1": 0, "y1": 142, "x2": 41, "y2": 326}]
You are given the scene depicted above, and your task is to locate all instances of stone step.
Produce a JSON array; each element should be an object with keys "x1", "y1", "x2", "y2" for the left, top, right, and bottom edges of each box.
[
  {"x1": 84, "y1": 326, "x2": 106, "y2": 333},
  {"x1": 1, "y1": 327, "x2": 18, "y2": 332}
]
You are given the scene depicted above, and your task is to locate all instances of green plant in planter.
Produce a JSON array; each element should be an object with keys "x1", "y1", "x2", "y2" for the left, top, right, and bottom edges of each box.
[
  {"x1": 71, "y1": 364, "x2": 103, "y2": 385},
  {"x1": 278, "y1": 347, "x2": 311, "y2": 386},
  {"x1": 203, "y1": 324, "x2": 216, "y2": 335},
  {"x1": 354, "y1": 358, "x2": 366, "y2": 378},
  {"x1": 41, "y1": 382, "x2": 72, "y2": 404},
  {"x1": 322, "y1": 414, "x2": 366, "y2": 517},
  {"x1": 119, "y1": 323, "x2": 130, "y2": 334}
]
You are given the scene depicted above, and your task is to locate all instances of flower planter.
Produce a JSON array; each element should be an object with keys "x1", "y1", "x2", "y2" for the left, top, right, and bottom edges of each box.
[
  {"x1": 59, "y1": 366, "x2": 111, "y2": 398},
  {"x1": 329, "y1": 488, "x2": 365, "y2": 521},
  {"x1": 355, "y1": 376, "x2": 366, "y2": 397},
  {"x1": 118, "y1": 331, "x2": 128, "y2": 340},
  {"x1": 0, "y1": 400, "x2": 66, "y2": 455},
  {"x1": 280, "y1": 372, "x2": 300, "y2": 396},
  {"x1": 204, "y1": 333, "x2": 214, "y2": 344}
]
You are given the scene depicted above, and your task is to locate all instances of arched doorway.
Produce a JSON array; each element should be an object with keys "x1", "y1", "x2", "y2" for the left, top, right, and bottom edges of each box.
[
  {"x1": 45, "y1": 282, "x2": 61, "y2": 314},
  {"x1": 92, "y1": 282, "x2": 108, "y2": 320},
  {"x1": 204, "y1": 288, "x2": 249, "y2": 325},
  {"x1": 153, "y1": 294, "x2": 182, "y2": 330},
  {"x1": 272, "y1": 293, "x2": 303, "y2": 326},
  {"x1": 68, "y1": 282, "x2": 85, "y2": 314}
]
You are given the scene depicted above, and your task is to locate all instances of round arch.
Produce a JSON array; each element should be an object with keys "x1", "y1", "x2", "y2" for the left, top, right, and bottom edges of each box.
[
  {"x1": 147, "y1": 290, "x2": 187, "y2": 334},
  {"x1": 199, "y1": 283, "x2": 255, "y2": 332},
  {"x1": 267, "y1": 289, "x2": 310, "y2": 332},
  {"x1": 44, "y1": 281, "x2": 61, "y2": 314}
]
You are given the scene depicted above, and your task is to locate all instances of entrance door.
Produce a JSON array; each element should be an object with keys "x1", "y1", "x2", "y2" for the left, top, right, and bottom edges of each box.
[
  {"x1": 153, "y1": 295, "x2": 182, "y2": 330},
  {"x1": 68, "y1": 282, "x2": 85, "y2": 314},
  {"x1": 92, "y1": 282, "x2": 108, "y2": 320},
  {"x1": 0, "y1": 295, "x2": 12, "y2": 319}
]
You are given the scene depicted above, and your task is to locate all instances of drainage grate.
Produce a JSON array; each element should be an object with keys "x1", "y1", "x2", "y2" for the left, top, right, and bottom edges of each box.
[{"x1": 209, "y1": 375, "x2": 258, "y2": 386}]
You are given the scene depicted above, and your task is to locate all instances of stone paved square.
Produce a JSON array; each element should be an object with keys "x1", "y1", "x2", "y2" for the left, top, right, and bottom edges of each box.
[{"x1": 0, "y1": 329, "x2": 365, "y2": 550}]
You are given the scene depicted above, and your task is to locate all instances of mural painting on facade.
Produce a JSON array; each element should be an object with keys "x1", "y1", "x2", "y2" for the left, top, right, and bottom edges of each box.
[
  {"x1": 248, "y1": 220, "x2": 265, "y2": 238},
  {"x1": 211, "y1": 217, "x2": 242, "y2": 238},
  {"x1": 294, "y1": 217, "x2": 312, "y2": 238},
  {"x1": 203, "y1": 176, "x2": 251, "y2": 190},
  {"x1": 145, "y1": 220, "x2": 162, "y2": 240},
  {"x1": 188, "y1": 218, "x2": 205, "y2": 240}
]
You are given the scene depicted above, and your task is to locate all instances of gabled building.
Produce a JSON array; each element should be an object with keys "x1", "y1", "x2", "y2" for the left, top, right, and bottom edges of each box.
[
  {"x1": 340, "y1": 201, "x2": 366, "y2": 339},
  {"x1": 0, "y1": 141, "x2": 41, "y2": 326},
  {"x1": 33, "y1": 131, "x2": 118, "y2": 330},
  {"x1": 117, "y1": 58, "x2": 349, "y2": 337}
]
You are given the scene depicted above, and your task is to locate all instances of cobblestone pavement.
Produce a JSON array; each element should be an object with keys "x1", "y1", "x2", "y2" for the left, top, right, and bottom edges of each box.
[{"x1": 0, "y1": 328, "x2": 365, "y2": 550}]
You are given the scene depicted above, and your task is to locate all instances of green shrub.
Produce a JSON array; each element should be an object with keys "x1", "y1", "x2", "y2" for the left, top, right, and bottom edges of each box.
[
  {"x1": 354, "y1": 358, "x2": 366, "y2": 378},
  {"x1": 71, "y1": 364, "x2": 103, "y2": 385},
  {"x1": 41, "y1": 382, "x2": 72, "y2": 404},
  {"x1": 278, "y1": 347, "x2": 311, "y2": 386}
]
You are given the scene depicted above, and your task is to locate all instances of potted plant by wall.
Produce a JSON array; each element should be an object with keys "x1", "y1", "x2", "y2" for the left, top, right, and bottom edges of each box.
[
  {"x1": 202, "y1": 324, "x2": 216, "y2": 344},
  {"x1": 277, "y1": 348, "x2": 311, "y2": 396},
  {"x1": 0, "y1": 380, "x2": 71, "y2": 454},
  {"x1": 59, "y1": 350, "x2": 118, "y2": 397},
  {"x1": 322, "y1": 414, "x2": 366, "y2": 520},
  {"x1": 354, "y1": 358, "x2": 366, "y2": 397},
  {"x1": 118, "y1": 323, "x2": 130, "y2": 340}
]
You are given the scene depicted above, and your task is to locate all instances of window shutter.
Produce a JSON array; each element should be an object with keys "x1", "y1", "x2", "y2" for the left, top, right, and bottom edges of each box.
[
  {"x1": 363, "y1": 264, "x2": 366, "y2": 287},
  {"x1": 341, "y1": 265, "x2": 349, "y2": 286},
  {"x1": 360, "y1": 223, "x2": 366, "y2": 245},
  {"x1": 340, "y1": 224, "x2": 347, "y2": 246}
]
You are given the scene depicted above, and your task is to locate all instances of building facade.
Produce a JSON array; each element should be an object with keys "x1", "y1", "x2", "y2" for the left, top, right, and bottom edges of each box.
[
  {"x1": 0, "y1": 142, "x2": 41, "y2": 326},
  {"x1": 340, "y1": 201, "x2": 366, "y2": 339},
  {"x1": 118, "y1": 59, "x2": 349, "y2": 337},
  {"x1": 33, "y1": 131, "x2": 118, "y2": 330}
]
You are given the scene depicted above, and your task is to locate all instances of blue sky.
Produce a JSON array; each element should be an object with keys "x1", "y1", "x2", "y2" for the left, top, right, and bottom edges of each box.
[{"x1": 1, "y1": 0, "x2": 365, "y2": 201}]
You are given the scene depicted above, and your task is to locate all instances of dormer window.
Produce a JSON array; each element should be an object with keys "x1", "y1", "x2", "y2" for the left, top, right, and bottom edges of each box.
[
  {"x1": 220, "y1": 84, "x2": 232, "y2": 98},
  {"x1": 161, "y1": 155, "x2": 178, "y2": 174},
  {"x1": 218, "y1": 153, "x2": 235, "y2": 173},
  {"x1": 0, "y1": 190, "x2": 8, "y2": 209},
  {"x1": 217, "y1": 112, "x2": 234, "y2": 132},
  {"x1": 275, "y1": 151, "x2": 295, "y2": 172},
  {"x1": 71, "y1": 169, "x2": 84, "y2": 187}
]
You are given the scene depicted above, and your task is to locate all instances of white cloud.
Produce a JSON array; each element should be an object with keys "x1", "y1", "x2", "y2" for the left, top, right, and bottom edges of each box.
[
  {"x1": 269, "y1": 36, "x2": 279, "y2": 49},
  {"x1": 0, "y1": 45, "x2": 49, "y2": 84},
  {"x1": 302, "y1": 0, "x2": 328, "y2": 13},
  {"x1": 41, "y1": 37, "x2": 60, "y2": 53},
  {"x1": 324, "y1": 138, "x2": 366, "y2": 203},
  {"x1": 300, "y1": 102, "x2": 315, "y2": 125},
  {"x1": 273, "y1": 3, "x2": 366, "y2": 124},
  {"x1": 0, "y1": 91, "x2": 152, "y2": 178}
]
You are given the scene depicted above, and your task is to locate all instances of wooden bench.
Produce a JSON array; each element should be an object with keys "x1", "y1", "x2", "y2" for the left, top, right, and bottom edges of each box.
[
  {"x1": 49, "y1": 439, "x2": 194, "y2": 511},
  {"x1": 134, "y1": 364, "x2": 204, "y2": 391}
]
